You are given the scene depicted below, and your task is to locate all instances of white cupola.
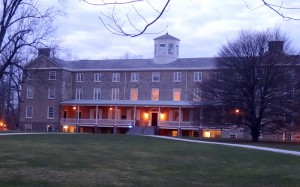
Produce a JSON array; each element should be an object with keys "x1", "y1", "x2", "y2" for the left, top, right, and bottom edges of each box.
[{"x1": 153, "y1": 33, "x2": 180, "y2": 64}]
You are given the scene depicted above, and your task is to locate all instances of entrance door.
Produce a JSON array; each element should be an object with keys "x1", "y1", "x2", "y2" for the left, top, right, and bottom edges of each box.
[{"x1": 151, "y1": 113, "x2": 158, "y2": 126}]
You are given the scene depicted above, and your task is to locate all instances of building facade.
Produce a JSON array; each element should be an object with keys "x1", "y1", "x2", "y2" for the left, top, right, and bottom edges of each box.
[{"x1": 19, "y1": 33, "x2": 300, "y2": 141}]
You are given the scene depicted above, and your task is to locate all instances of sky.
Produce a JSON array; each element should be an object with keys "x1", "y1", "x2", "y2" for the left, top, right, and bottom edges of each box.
[{"x1": 52, "y1": 0, "x2": 300, "y2": 60}]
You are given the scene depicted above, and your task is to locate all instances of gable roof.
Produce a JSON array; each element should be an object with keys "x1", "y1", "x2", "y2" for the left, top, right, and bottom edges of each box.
[
  {"x1": 24, "y1": 55, "x2": 63, "y2": 69},
  {"x1": 154, "y1": 33, "x2": 180, "y2": 41}
]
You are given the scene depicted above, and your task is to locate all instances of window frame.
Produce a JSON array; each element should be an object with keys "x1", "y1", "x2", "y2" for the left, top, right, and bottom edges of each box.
[
  {"x1": 112, "y1": 73, "x2": 120, "y2": 82},
  {"x1": 27, "y1": 86, "x2": 34, "y2": 99},
  {"x1": 112, "y1": 88, "x2": 120, "y2": 100},
  {"x1": 94, "y1": 73, "x2": 101, "y2": 82},
  {"x1": 173, "y1": 72, "x2": 181, "y2": 82},
  {"x1": 48, "y1": 87, "x2": 55, "y2": 99},
  {"x1": 193, "y1": 88, "x2": 201, "y2": 101},
  {"x1": 75, "y1": 88, "x2": 83, "y2": 100},
  {"x1": 152, "y1": 72, "x2": 160, "y2": 82},
  {"x1": 93, "y1": 88, "x2": 101, "y2": 100},
  {"x1": 151, "y1": 88, "x2": 159, "y2": 101},
  {"x1": 26, "y1": 106, "x2": 33, "y2": 118},
  {"x1": 130, "y1": 72, "x2": 139, "y2": 82},
  {"x1": 47, "y1": 106, "x2": 54, "y2": 119},
  {"x1": 25, "y1": 124, "x2": 32, "y2": 132},
  {"x1": 173, "y1": 88, "x2": 181, "y2": 101},
  {"x1": 194, "y1": 72, "x2": 202, "y2": 82},
  {"x1": 131, "y1": 88, "x2": 138, "y2": 101},
  {"x1": 76, "y1": 73, "x2": 84, "y2": 82},
  {"x1": 49, "y1": 71, "x2": 56, "y2": 80}
]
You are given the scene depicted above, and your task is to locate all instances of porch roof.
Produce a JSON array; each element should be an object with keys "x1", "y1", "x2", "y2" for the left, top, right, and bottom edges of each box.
[{"x1": 61, "y1": 99, "x2": 199, "y2": 107}]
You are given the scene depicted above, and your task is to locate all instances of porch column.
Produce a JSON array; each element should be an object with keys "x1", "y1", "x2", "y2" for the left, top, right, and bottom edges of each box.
[
  {"x1": 178, "y1": 107, "x2": 182, "y2": 137},
  {"x1": 114, "y1": 105, "x2": 117, "y2": 134},
  {"x1": 94, "y1": 105, "x2": 98, "y2": 133},
  {"x1": 133, "y1": 106, "x2": 136, "y2": 126},
  {"x1": 199, "y1": 107, "x2": 203, "y2": 138},
  {"x1": 77, "y1": 105, "x2": 80, "y2": 133},
  {"x1": 158, "y1": 107, "x2": 161, "y2": 126}
]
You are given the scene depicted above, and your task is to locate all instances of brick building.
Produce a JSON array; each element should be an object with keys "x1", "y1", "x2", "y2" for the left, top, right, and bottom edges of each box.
[{"x1": 19, "y1": 33, "x2": 300, "y2": 141}]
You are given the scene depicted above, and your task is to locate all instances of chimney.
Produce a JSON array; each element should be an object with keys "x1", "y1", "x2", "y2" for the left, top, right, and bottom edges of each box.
[
  {"x1": 38, "y1": 48, "x2": 51, "y2": 57},
  {"x1": 268, "y1": 41, "x2": 284, "y2": 53}
]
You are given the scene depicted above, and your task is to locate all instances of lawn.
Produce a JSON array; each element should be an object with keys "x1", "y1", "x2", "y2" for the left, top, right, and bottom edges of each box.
[{"x1": 0, "y1": 134, "x2": 299, "y2": 187}]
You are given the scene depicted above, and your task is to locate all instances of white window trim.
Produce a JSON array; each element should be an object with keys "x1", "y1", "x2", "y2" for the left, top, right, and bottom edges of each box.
[
  {"x1": 93, "y1": 88, "x2": 101, "y2": 100},
  {"x1": 49, "y1": 71, "x2": 56, "y2": 80},
  {"x1": 131, "y1": 73, "x2": 139, "y2": 82},
  {"x1": 94, "y1": 73, "x2": 101, "y2": 82},
  {"x1": 194, "y1": 72, "x2": 202, "y2": 82},
  {"x1": 26, "y1": 106, "x2": 33, "y2": 118},
  {"x1": 112, "y1": 88, "x2": 120, "y2": 100},
  {"x1": 76, "y1": 88, "x2": 83, "y2": 100},
  {"x1": 152, "y1": 72, "x2": 160, "y2": 82},
  {"x1": 193, "y1": 88, "x2": 201, "y2": 101},
  {"x1": 48, "y1": 87, "x2": 55, "y2": 99},
  {"x1": 27, "y1": 86, "x2": 34, "y2": 99},
  {"x1": 151, "y1": 88, "x2": 159, "y2": 101},
  {"x1": 76, "y1": 73, "x2": 84, "y2": 82},
  {"x1": 47, "y1": 106, "x2": 54, "y2": 119},
  {"x1": 112, "y1": 73, "x2": 120, "y2": 82},
  {"x1": 173, "y1": 72, "x2": 181, "y2": 82}
]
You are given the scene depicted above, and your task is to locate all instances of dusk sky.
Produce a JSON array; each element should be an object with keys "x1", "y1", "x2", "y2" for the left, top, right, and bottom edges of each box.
[{"x1": 53, "y1": 0, "x2": 300, "y2": 60}]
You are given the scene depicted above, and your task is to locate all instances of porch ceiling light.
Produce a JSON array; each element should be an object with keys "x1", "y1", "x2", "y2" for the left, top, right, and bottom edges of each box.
[
  {"x1": 144, "y1": 113, "x2": 149, "y2": 120},
  {"x1": 160, "y1": 113, "x2": 165, "y2": 120}
]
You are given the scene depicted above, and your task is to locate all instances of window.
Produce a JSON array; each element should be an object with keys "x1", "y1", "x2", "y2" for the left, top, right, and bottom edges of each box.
[
  {"x1": 25, "y1": 124, "x2": 32, "y2": 132},
  {"x1": 76, "y1": 73, "x2": 84, "y2": 82},
  {"x1": 194, "y1": 72, "x2": 202, "y2": 82},
  {"x1": 48, "y1": 87, "x2": 55, "y2": 99},
  {"x1": 49, "y1": 71, "x2": 56, "y2": 80},
  {"x1": 159, "y1": 43, "x2": 166, "y2": 53},
  {"x1": 151, "y1": 88, "x2": 159, "y2": 101},
  {"x1": 131, "y1": 73, "x2": 139, "y2": 82},
  {"x1": 172, "y1": 110, "x2": 179, "y2": 121},
  {"x1": 283, "y1": 133, "x2": 292, "y2": 141},
  {"x1": 27, "y1": 72, "x2": 34, "y2": 80},
  {"x1": 168, "y1": 44, "x2": 174, "y2": 54},
  {"x1": 112, "y1": 73, "x2": 120, "y2": 82},
  {"x1": 27, "y1": 86, "x2": 34, "y2": 99},
  {"x1": 47, "y1": 125, "x2": 54, "y2": 132},
  {"x1": 152, "y1": 72, "x2": 160, "y2": 82},
  {"x1": 173, "y1": 72, "x2": 181, "y2": 82},
  {"x1": 48, "y1": 107, "x2": 54, "y2": 119},
  {"x1": 193, "y1": 88, "x2": 201, "y2": 101},
  {"x1": 76, "y1": 88, "x2": 83, "y2": 100},
  {"x1": 112, "y1": 88, "x2": 119, "y2": 100},
  {"x1": 229, "y1": 134, "x2": 237, "y2": 138},
  {"x1": 93, "y1": 88, "x2": 101, "y2": 100},
  {"x1": 176, "y1": 45, "x2": 179, "y2": 56},
  {"x1": 131, "y1": 88, "x2": 138, "y2": 101},
  {"x1": 94, "y1": 73, "x2": 101, "y2": 82},
  {"x1": 173, "y1": 88, "x2": 181, "y2": 101},
  {"x1": 26, "y1": 106, "x2": 33, "y2": 118}
]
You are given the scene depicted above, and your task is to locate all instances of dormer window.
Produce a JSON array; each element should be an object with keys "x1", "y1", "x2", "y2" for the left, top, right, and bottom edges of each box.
[
  {"x1": 168, "y1": 44, "x2": 174, "y2": 54},
  {"x1": 159, "y1": 44, "x2": 166, "y2": 53}
]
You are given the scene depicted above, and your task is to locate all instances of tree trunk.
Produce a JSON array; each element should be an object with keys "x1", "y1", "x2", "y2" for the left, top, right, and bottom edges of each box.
[{"x1": 251, "y1": 127, "x2": 260, "y2": 142}]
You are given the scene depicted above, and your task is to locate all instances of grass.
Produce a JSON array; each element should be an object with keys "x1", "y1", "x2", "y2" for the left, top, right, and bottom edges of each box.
[{"x1": 0, "y1": 134, "x2": 299, "y2": 187}]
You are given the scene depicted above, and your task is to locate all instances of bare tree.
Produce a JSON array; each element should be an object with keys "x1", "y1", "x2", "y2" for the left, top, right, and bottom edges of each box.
[{"x1": 202, "y1": 28, "x2": 299, "y2": 142}]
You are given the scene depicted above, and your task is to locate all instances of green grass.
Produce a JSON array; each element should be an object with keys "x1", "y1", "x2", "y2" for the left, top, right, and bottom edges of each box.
[{"x1": 0, "y1": 134, "x2": 299, "y2": 187}]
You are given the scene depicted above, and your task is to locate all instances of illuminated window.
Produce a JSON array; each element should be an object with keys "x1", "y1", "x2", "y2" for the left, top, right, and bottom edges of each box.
[
  {"x1": 173, "y1": 72, "x2": 181, "y2": 82},
  {"x1": 76, "y1": 73, "x2": 84, "y2": 82},
  {"x1": 27, "y1": 86, "x2": 34, "y2": 99},
  {"x1": 112, "y1": 73, "x2": 120, "y2": 82},
  {"x1": 173, "y1": 88, "x2": 181, "y2": 101},
  {"x1": 112, "y1": 88, "x2": 119, "y2": 100},
  {"x1": 151, "y1": 88, "x2": 159, "y2": 101},
  {"x1": 94, "y1": 73, "x2": 101, "y2": 82},
  {"x1": 49, "y1": 71, "x2": 56, "y2": 80},
  {"x1": 26, "y1": 106, "x2": 33, "y2": 118},
  {"x1": 48, "y1": 87, "x2": 55, "y2": 99},
  {"x1": 193, "y1": 88, "x2": 201, "y2": 101},
  {"x1": 76, "y1": 88, "x2": 83, "y2": 100},
  {"x1": 131, "y1": 73, "x2": 139, "y2": 82},
  {"x1": 93, "y1": 88, "x2": 101, "y2": 100},
  {"x1": 131, "y1": 88, "x2": 138, "y2": 101},
  {"x1": 194, "y1": 72, "x2": 202, "y2": 82},
  {"x1": 48, "y1": 106, "x2": 54, "y2": 119},
  {"x1": 152, "y1": 72, "x2": 160, "y2": 82}
]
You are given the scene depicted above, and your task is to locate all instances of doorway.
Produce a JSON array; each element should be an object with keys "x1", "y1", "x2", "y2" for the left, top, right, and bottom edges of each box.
[{"x1": 151, "y1": 113, "x2": 158, "y2": 126}]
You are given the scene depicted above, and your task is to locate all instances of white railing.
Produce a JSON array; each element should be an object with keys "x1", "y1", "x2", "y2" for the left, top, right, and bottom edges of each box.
[
  {"x1": 158, "y1": 121, "x2": 200, "y2": 127},
  {"x1": 60, "y1": 118, "x2": 133, "y2": 127}
]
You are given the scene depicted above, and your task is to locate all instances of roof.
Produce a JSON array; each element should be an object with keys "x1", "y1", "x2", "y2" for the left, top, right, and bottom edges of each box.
[
  {"x1": 154, "y1": 33, "x2": 180, "y2": 41},
  {"x1": 50, "y1": 57, "x2": 216, "y2": 71},
  {"x1": 61, "y1": 99, "x2": 199, "y2": 107}
]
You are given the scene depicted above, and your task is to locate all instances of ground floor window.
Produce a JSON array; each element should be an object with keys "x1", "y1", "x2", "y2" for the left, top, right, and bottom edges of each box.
[
  {"x1": 283, "y1": 133, "x2": 292, "y2": 141},
  {"x1": 47, "y1": 125, "x2": 54, "y2": 132},
  {"x1": 229, "y1": 134, "x2": 237, "y2": 138},
  {"x1": 25, "y1": 124, "x2": 32, "y2": 131},
  {"x1": 202, "y1": 130, "x2": 221, "y2": 138}
]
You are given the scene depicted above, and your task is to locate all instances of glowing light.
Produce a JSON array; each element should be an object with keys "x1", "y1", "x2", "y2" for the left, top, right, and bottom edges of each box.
[
  {"x1": 72, "y1": 106, "x2": 77, "y2": 110},
  {"x1": 235, "y1": 109, "x2": 240, "y2": 114},
  {"x1": 109, "y1": 107, "x2": 113, "y2": 111},
  {"x1": 144, "y1": 113, "x2": 149, "y2": 119},
  {"x1": 160, "y1": 113, "x2": 165, "y2": 120},
  {"x1": 203, "y1": 131, "x2": 211, "y2": 138},
  {"x1": 63, "y1": 126, "x2": 68, "y2": 129}
]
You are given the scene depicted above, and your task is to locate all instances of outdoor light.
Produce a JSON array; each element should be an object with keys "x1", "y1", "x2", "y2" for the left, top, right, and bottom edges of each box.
[
  {"x1": 160, "y1": 113, "x2": 165, "y2": 120},
  {"x1": 235, "y1": 109, "x2": 240, "y2": 114},
  {"x1": 72, "y1": 106, "x2": 76, "y2": 110},
  {"x1": 109, "y1": 107, "x2": 113, "y2": 111},
  {"x1": 144, "y1": 113, "x2": 149, "y2": 120}
]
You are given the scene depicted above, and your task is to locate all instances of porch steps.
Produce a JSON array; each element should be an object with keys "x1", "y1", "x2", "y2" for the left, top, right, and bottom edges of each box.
[{"x1": 127, "y1": 126, "x2": 156, "y2": 135}]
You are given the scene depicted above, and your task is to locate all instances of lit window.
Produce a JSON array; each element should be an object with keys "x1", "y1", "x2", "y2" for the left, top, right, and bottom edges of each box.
[
  {"x1": 93, "y1": 88, "x2": 101, "y2": 100},
  {"x1": 168, "y1": 43, "x2": 174, "y2": 54},
  {"x1": 193, "y1": 88, "x2": 201, "y2": 101},
  {"x1": 173, "y1": 88, "x2": 181, "y2": 101},
  {"x1": 76, "y1": 73, "x2": 84, "y2": 82},
  {"x1": 27, "y1": 86, "x2": 34, "y2": 99},
  {"x1": 48, "y1": 107, "x2": 54, "y2": 119},
  {"x1": 48, "y1": 87, "x2": 55, "y2": 99},
  {"x1": 151, "y1": 88, "x2": 159, "y2": 101},
  {"x1": 112, "y1": 73, "x2": 120, "y2": 82},
  {"x1": 94, "y1": 73, "x2": 101, "y2": 82},
  {"x1": 173, "y1": 72, "x2": 181, "y2": 82},
  {"x1": 131, "y1": 88, "x2": 138, "y2": 101},
  {"x1": 49, "y1": 71, "x2": 56, "y2": 80},
  {"x1": 152, "y1": 72, "x2": 160, "y2": 82},
  {"x1": 112, "y1": 88, "x2": 119, "y2": 100},
  {"x1": 25, "y1": 124, "x2": 32, "y2": 132},
  {"x1": 26, "y1": 106, "x2": 33, "y2": 118},
  {"x1": 76, "y1": 88, "x2": 83, "y2": 100},
  {"x1": 131, "y1": 73, "x2": 139, "y2": 82},
  {"x1": 194, "y1": 72, "x2": 202, "y2": 82}
]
